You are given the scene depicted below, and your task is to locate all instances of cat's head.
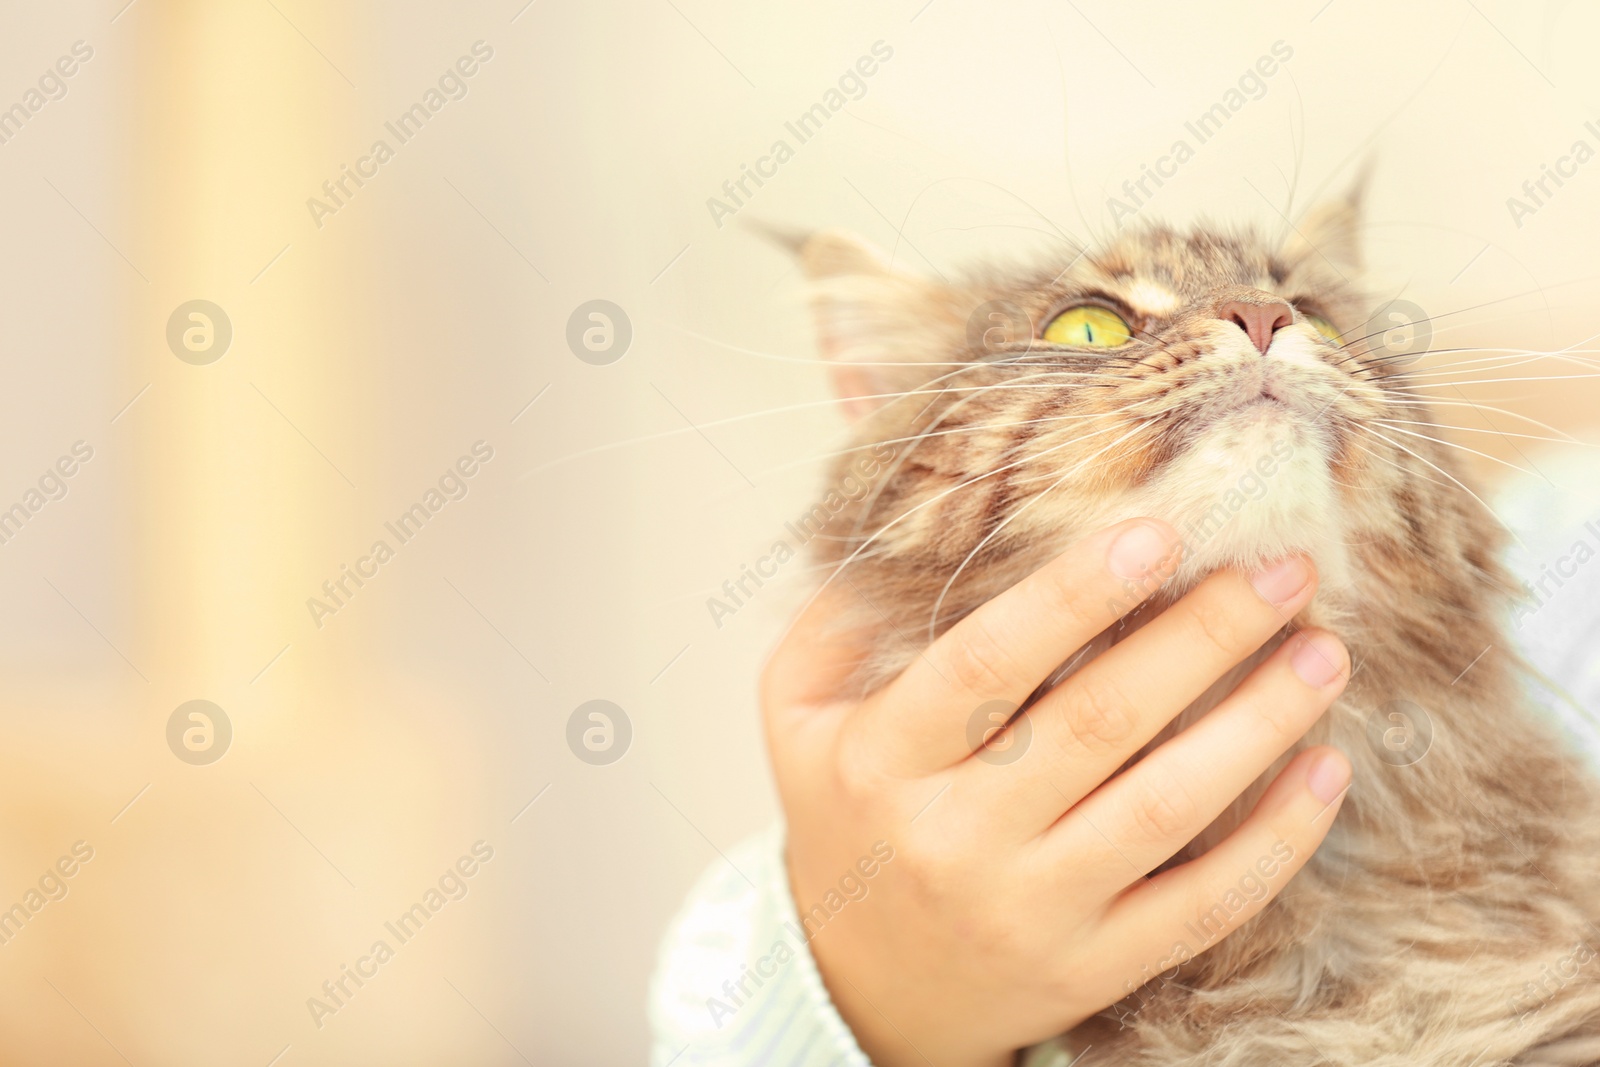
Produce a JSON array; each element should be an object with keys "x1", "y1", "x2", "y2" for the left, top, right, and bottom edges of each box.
[{"x1": 795, "y1": 193, "x2": 1500, "y2": 686}]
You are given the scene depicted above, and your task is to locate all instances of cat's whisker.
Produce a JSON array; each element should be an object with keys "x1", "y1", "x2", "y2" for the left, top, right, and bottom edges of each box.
[
  {"x1": 1362, "y1": 348, "x2": 1590, "y2": 372},
  {"x1": 1350, "y1": 423, "x2": 1523, "y2": 541},
  {"x1": 648, "y1": 546, "x2": 907, "y2": 610},
  {"x1": 523, "y1": 376, "x2": 1150, "y2": 477},
  {"x1": 1384, "y1": 362, "x2": 1600, "y2": 387},
  {"x1": 1384, "y1": 372, "x2": 1600, "y2": 392},
  {"x1": 1334, "y1": 346, "x2": 1600, "y2": 381},
  {"x1": 1336, "y1": 344, "x2": 1495, "y2": 367},
  {"x1": 890, "y1": 358, "x2": 1147, "y2": 405},
  {"x1": 1333, "y1": 316, "x2": 1600, "y2": 377},
  {"x1": 1375, "y1": 417, "x2": 1589, "y2": 450},
  {"x1": 747, "y1": 407, "x2": 1167, "y2": 481},
  {"x1": 1371, "y1": 420, "x2": 1549, "y2": 482},
  {"x1": 925, "y1": 419, "x2": 1161, "y2": 641},
  {"x1": 1371, "y1": 327, "x2": 1600, "y2": 378},
  {"x1": 1382, "y1": 351, "x2": 1600, "y2": 380},
  {"x1": 1342, "y1": 431, "x2": 1462, "y2": 496},
  {"x1": 669, "y1": 331, "x2": 1152, "y2": 413},
  {"x1": 844, "y1": 373, "x2": 1044, "y2": 546},
  {"x1": 1376, "y1": 397, "x2": 1579, "y2": 441},
  {"x1": 808, "y1": 418, "x2": 1141, "y2": 613},
  {"x1": 837, "y1": 366, "x2": 1136, "y2": 547},
  {"x1": 1332, "y1": 280, "x2": 1600, "y2": 354}
]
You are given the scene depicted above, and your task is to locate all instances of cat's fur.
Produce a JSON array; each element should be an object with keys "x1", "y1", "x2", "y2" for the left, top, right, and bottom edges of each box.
[{"x1": 790, "y1": 195, "x2": 1600, "y2": 1065}]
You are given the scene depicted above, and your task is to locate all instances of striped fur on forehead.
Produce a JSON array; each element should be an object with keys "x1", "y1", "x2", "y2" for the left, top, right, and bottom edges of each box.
[
  {"x1": 1087, "y1": 224, "x2": 1279, "y2": 290},
  {"x1": 1048, "y1": 223, "x2": 1363, "y2": 328}
]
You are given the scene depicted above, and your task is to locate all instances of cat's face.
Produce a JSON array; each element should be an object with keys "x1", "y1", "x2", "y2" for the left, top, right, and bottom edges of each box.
[{"x1": 800, "y1": 198, "x2": 1473, "y2": 676}]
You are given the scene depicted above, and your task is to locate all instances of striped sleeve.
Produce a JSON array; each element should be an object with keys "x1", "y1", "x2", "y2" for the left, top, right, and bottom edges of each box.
[{"x1": 648, "y1": 823, "x2": 872, "y2": 1067}]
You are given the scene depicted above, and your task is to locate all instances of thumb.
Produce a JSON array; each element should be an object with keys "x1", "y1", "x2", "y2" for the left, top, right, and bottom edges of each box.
[{"x1": 760, "y1": 584, "x2": 876, "y2": 724}]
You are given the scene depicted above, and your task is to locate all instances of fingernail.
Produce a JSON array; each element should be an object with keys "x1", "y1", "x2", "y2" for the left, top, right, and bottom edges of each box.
[
  {"x1": 1306, "y1": 750, "x2": 1351, "y2": 804},
  {"x1": 1108, "y1": 522, "x2": 1175, "y2": 581},
  {"x1": 1249, "y1": 557, "x2": 1311, "y2": 607},
  {"x1": 1290, "y1": 633, "x2": 1346, "y2": 688}
]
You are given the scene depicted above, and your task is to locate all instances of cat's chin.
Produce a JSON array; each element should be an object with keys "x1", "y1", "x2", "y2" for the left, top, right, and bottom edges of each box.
[{"x1": 1113, "y1": 401, "x2": 1353, "y2": 591}]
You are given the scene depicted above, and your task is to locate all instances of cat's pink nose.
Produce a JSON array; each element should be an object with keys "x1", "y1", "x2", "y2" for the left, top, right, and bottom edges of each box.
[{"x1": 1216, "y1": 300, "x2": 1294, "y2": 355}]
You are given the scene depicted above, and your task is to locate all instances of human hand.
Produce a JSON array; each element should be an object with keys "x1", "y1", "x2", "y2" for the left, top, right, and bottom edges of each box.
[{"x1": 763, "y1": 519, "x2": 1352, "y2": 1067}]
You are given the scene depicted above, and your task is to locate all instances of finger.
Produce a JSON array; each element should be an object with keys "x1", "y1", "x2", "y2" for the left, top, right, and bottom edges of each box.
[
  {"x1": 1085, "y1": 746, "x2": 1351, "y2": 999},
  {"x1": 760, "y1": 584, "x2": 885, "y2": 789},
  {"x1": 862, "y1": 518, "x2": 1184, "y2": 775},
  {"x1": 761, "y1": 584, "x2": 875, "y2": 712},
  {"x1": 970, "y1": 558, "x2": 1317, "y2": 832},
  {"x1": 1045, "y1": 628, "x2": 1349, "y2": 888}
]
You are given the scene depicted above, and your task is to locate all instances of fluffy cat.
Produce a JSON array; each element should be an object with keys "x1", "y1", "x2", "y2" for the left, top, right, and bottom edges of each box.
[{"x1": 786, "y1": 192, "x2": 1600, "y2": 1066}]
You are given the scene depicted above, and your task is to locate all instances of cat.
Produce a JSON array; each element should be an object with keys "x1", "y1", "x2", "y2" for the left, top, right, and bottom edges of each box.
[{"x1": 783, "y1": 191, "x2": 1600, "y2": 1066}]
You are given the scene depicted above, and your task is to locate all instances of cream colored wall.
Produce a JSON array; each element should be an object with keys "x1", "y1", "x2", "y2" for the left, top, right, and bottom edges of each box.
[{"x1": 0, "y1": 0, "x2": 1595, "y2": 1063}]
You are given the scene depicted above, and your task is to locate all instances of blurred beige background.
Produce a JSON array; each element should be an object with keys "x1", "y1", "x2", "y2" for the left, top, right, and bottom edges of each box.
[{"x1": 0, "y1": 0, "x2": 1597, "y2": 1063}]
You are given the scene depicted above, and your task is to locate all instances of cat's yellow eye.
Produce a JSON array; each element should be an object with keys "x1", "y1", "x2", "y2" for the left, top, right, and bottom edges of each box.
[
  {"x1": 1041, "y1": 305, "x2": 1133, "y2": 348},
  {"x1": 1304, "y1": 314, "x2": 1342, "y2": 344}
]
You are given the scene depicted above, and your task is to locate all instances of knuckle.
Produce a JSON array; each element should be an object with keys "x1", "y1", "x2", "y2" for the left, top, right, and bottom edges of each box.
[
  {"x1": 1185, "y1": 591, "x2": 1257, "y2": 658},
  {"x1": 985, "y1": 913, "x2": 1045, "y2": 964},
  {"x1": 1251, "y1": 690, "x2": 1315, "y2": 748},
  {"x1": 942, "y1": 618, "x2": 1017, "y2": 699},
  {"x1": 1036, "y1": 563, "x2": 1103, "y2": 634},
  {"x1": 833, "y1": 730, "x2": 891, "y2": 803},
  {"x1": 1128, "y1": 768, "x2": 1200, "y2": 843},
  {"x1": 1064, "y1": 673, "x2": 1139, "y2": 752},
  {"x1": 895, "y1": 834, "x2": 966, "y2": 907}
]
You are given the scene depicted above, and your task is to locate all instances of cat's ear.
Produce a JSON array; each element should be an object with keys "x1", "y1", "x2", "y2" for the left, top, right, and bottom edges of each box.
[
  {"x1": 1283, "y1": 166, "x2": 1370, "y2": 273},
  {"x1": 796, "y1": 229, "x2": 970, "y2": 420}
]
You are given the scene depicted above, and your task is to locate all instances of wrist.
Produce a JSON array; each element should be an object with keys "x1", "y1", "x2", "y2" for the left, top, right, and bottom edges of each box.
[{"x1": 806, "y1": 928, "x2": 1014, "y2": 1067}]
